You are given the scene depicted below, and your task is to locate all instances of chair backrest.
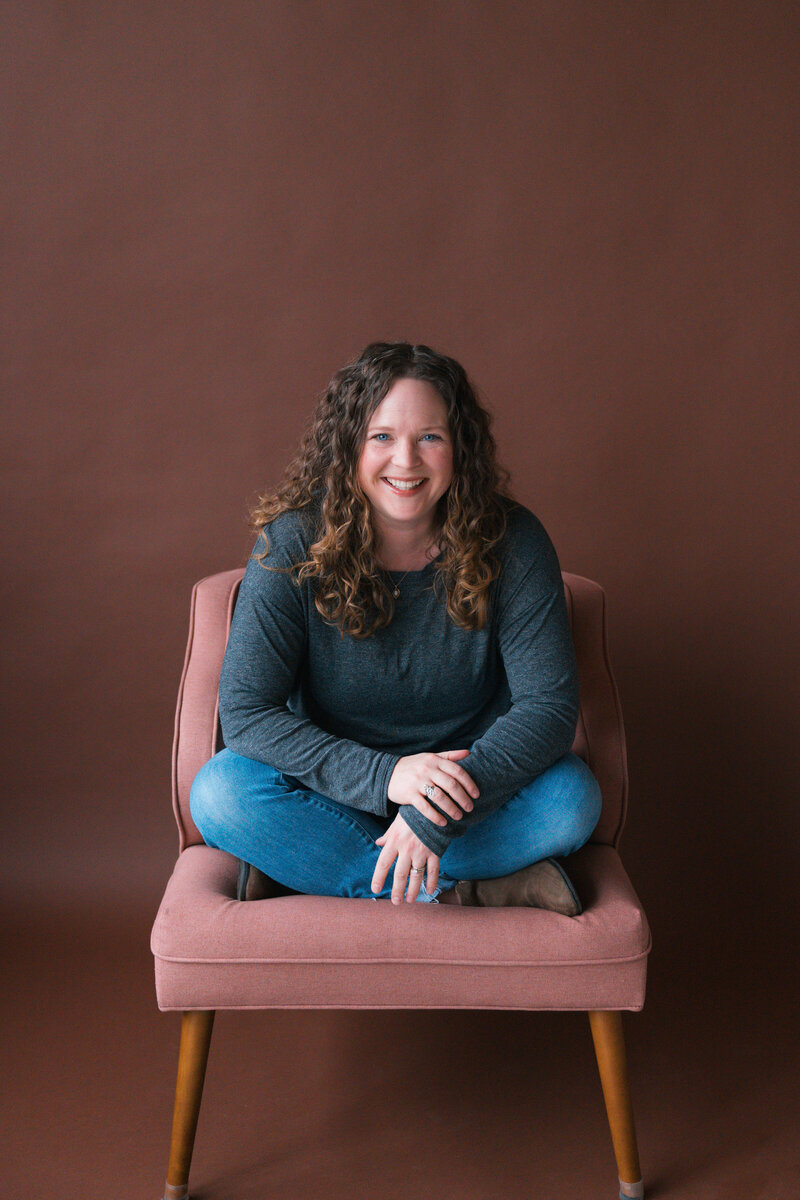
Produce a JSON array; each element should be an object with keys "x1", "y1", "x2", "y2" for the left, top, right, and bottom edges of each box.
[{"x1": 171, "y1": 569, "x2": 628, "y2": 853}]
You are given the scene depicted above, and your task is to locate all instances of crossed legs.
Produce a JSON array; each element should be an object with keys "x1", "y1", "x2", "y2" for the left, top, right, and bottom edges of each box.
[{"x1": 189, "y1": 748, "x2": 602, "y2": 901}]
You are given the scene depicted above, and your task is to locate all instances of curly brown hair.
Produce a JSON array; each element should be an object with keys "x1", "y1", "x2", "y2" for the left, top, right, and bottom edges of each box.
[{"x1": 248, "y1": 341, "x2": 518, "y2": 638}]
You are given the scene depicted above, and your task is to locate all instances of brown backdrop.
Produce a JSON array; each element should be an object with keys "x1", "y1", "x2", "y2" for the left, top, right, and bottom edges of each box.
[{"x1": 3, "y1": 4, "x2": 799, "y2": 1197}]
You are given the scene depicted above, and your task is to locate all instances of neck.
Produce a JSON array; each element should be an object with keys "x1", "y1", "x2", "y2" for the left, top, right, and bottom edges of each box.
[{"x1": 374, "y1": 524, "x2": 440, "y2": 572}]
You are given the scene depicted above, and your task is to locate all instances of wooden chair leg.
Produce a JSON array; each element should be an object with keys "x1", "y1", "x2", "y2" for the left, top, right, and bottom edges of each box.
[
  {"x1": 588, "y1": 1009, "x2": 644, "y2": 1200},
  {"x1": 162, "y1": 1009, "x2": 216, "y2": 1200}
]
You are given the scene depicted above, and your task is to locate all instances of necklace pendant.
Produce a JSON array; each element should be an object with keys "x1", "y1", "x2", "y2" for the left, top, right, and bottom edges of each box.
[{"x1": 392, "y1": 585, "x2": 400, "y2": 599}]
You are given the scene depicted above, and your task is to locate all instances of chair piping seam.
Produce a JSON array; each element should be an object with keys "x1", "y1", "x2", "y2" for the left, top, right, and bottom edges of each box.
[
  {"x1": 152, "y1": 934, "x2": 652, "y2": 968},
  {"x1": 157, "y1": 1002, "x2": 646, "y2": 1012}
]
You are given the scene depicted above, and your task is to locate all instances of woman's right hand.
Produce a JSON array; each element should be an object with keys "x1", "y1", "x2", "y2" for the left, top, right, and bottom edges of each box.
[{"x1": 387, "y1": 749, "x2": 480, "y2": 826}]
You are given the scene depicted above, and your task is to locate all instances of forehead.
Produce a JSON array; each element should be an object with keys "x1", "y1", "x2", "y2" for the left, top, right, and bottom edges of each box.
[{"x1": 367, "y1": 378, "x2": 448, "y2": 426}]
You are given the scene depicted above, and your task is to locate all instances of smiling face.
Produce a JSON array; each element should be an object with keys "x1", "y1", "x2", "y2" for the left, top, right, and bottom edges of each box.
[{"x1": 356, "y1": 377, "x2": 454, "y2": 547}]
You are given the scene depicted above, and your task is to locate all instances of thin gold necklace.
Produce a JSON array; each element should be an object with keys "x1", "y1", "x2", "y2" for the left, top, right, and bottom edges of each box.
[
  {"x1": 383, "y1": 541, "x2": 439, "y2": 598},
  {"x1": 389, "y1": 569, "x2": 413, "y2": 599}
]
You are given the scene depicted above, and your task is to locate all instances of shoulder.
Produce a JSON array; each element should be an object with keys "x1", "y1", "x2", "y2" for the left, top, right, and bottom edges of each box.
[
  {"x1": 493, "y1": 498, "x2": 564, "y2": 603},
  {"x1": 250, "y1": 499, "x2": 321, "y2": 567},
  {"x1": 498, "y1": 498, "x2": 560, "y2": 565}
]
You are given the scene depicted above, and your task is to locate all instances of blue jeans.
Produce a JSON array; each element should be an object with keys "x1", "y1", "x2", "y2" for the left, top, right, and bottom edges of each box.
[{"x1": 189, "y1": 748, "x2": 603, "y2": 903}]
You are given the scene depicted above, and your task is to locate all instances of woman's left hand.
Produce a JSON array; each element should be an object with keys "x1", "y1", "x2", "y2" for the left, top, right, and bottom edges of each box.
[{"x1": 371, "y1": 814, "x2": 441, "y2": 904}]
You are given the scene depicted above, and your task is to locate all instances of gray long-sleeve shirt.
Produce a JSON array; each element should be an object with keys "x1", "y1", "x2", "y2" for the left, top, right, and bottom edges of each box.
[{"x1": 218, "y1": 496, "x2": 579, "y2": 856}]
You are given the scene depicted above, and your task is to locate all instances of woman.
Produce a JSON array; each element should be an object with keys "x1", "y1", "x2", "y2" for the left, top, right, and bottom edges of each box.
[{"x1": 190, "y1": 341, "x2": 602, "y2": 911}]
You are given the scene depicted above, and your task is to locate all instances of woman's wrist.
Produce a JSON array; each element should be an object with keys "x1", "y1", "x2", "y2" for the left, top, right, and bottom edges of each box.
[{"x1": 398, "y1": 806, "x2": 452, "y2": 857}]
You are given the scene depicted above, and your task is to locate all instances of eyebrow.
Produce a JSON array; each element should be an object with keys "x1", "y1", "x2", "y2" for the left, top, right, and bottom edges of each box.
[{"x1": 368, "y1": 425, "x2": 449, "y2": 432}]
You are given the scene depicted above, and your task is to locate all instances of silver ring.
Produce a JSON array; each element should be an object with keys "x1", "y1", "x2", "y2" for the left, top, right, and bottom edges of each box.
[
  {"x1": 424, "y1": 783, "x2": 436, "y2": 800},
  {"x1": 409, "y1": 866, "x2": 425, "y2": 875}
]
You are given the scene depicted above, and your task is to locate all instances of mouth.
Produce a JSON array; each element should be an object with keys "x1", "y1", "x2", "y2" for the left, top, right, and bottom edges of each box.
[{"x1": 382, "y1": 477, "x2": 427, "y2": 493}]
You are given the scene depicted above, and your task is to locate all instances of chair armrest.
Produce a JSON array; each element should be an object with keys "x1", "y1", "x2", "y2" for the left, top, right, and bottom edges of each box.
[{"x1": 172, "y1": 568, "x2": 245, "y2": 850}]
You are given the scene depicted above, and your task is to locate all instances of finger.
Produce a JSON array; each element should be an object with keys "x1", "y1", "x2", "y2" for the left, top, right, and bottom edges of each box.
[
  {"x1": 412, "y1": 797, "x2": 448, "y2": 826},
  {"x1": 437, "y1": 761, "x2": 481, "y2": 801},
  {"x1": 426, "y1": 858, "x2": 440, "y2": 894},
  {"x1": 371, "y1": 843, "x2": 396, "y2": 895},
  {"x1": 370, "y1": 859, "x2": 387, "y2": 894},
  {"x1": 391, "y1": 856, "x2": 411, "y2": 906},
  {"x1": 405, "y1": 863, "x2": 425, "y2": 904},
  {"x1": 437, "y1": 749, "x2": 471, "y2": 760},
  {"x1": 429, "y1": 774, "x2": 474, "y2": 818}
]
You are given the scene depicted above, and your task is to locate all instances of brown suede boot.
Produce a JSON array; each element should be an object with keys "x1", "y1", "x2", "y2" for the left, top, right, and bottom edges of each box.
[{"x1": 438, "y1": 857, "x2": 582, "y2": 916}]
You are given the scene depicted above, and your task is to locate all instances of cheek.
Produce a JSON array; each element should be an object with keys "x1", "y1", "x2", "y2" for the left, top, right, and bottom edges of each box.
[
  {"x1": 357, "y1": 448, "x2": 378, "y2": 486},
  {"x1": 435, "y1": 449, "x2": 454, "y2": 483}
]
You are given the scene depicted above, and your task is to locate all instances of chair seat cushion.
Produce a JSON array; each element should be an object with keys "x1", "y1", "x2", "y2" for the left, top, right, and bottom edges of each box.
[{"x1": 151, "y1": 843, "x2": 650, "y2": 1012}]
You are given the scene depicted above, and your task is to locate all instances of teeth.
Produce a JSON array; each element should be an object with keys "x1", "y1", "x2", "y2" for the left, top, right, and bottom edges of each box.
[{"x1": 385, "y1": 478, "x2": 425, "y2": 490}]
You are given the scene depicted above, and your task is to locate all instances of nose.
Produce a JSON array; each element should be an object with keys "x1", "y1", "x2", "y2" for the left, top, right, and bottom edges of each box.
[{"x1": 392, "y1": 437, "x2": 422, "y2": 468}]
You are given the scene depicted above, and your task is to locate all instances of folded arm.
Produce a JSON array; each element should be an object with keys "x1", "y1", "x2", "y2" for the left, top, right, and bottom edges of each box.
[
  {"x1": 218, "y1": 539, "x2": 399, "y2": 817},
  {"x1": 399, "y1": 521, "x2": 579, "y2": 856}
]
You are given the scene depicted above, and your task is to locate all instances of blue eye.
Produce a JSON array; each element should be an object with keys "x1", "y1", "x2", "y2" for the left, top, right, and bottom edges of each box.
[{"x1": 370, "y1": 432, "x2": 443, "y2": 442}]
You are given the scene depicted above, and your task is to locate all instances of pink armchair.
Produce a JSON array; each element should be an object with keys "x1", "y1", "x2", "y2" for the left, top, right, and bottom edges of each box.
[{"x1": 151, "y1": 568, "x2": 651, "y2": 1200}]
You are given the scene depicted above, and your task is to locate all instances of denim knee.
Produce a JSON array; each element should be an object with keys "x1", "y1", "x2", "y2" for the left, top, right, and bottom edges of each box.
[
  {"x1": 189, "y1": 755, "x2": 235, "y2": 847},
  {"x1": 547, "y1": 753, "x2": 603, "y2": 853}
]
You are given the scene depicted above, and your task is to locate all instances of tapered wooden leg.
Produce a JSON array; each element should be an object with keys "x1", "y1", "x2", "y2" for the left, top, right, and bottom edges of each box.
[
  {"x1": 588, "y1": 1010, "x2": 644, "y2": 1199},
  {"x1": 162, "y1": 1010, "x2": 215, "y2": 1200}
]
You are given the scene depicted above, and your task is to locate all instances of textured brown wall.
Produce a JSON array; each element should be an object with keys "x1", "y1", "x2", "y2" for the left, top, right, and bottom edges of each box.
[{"x1": 3, "y1": 1, "x2": 799, "y2": 993}]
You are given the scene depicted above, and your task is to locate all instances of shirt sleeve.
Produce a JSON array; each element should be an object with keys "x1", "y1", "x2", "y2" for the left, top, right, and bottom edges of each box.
[
  {"x1": 218, "y1": 515, "x2": 400, "y2": 817},
  {"x1": 399, "y1": 509, "x2": 580, "y2": 856}
]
